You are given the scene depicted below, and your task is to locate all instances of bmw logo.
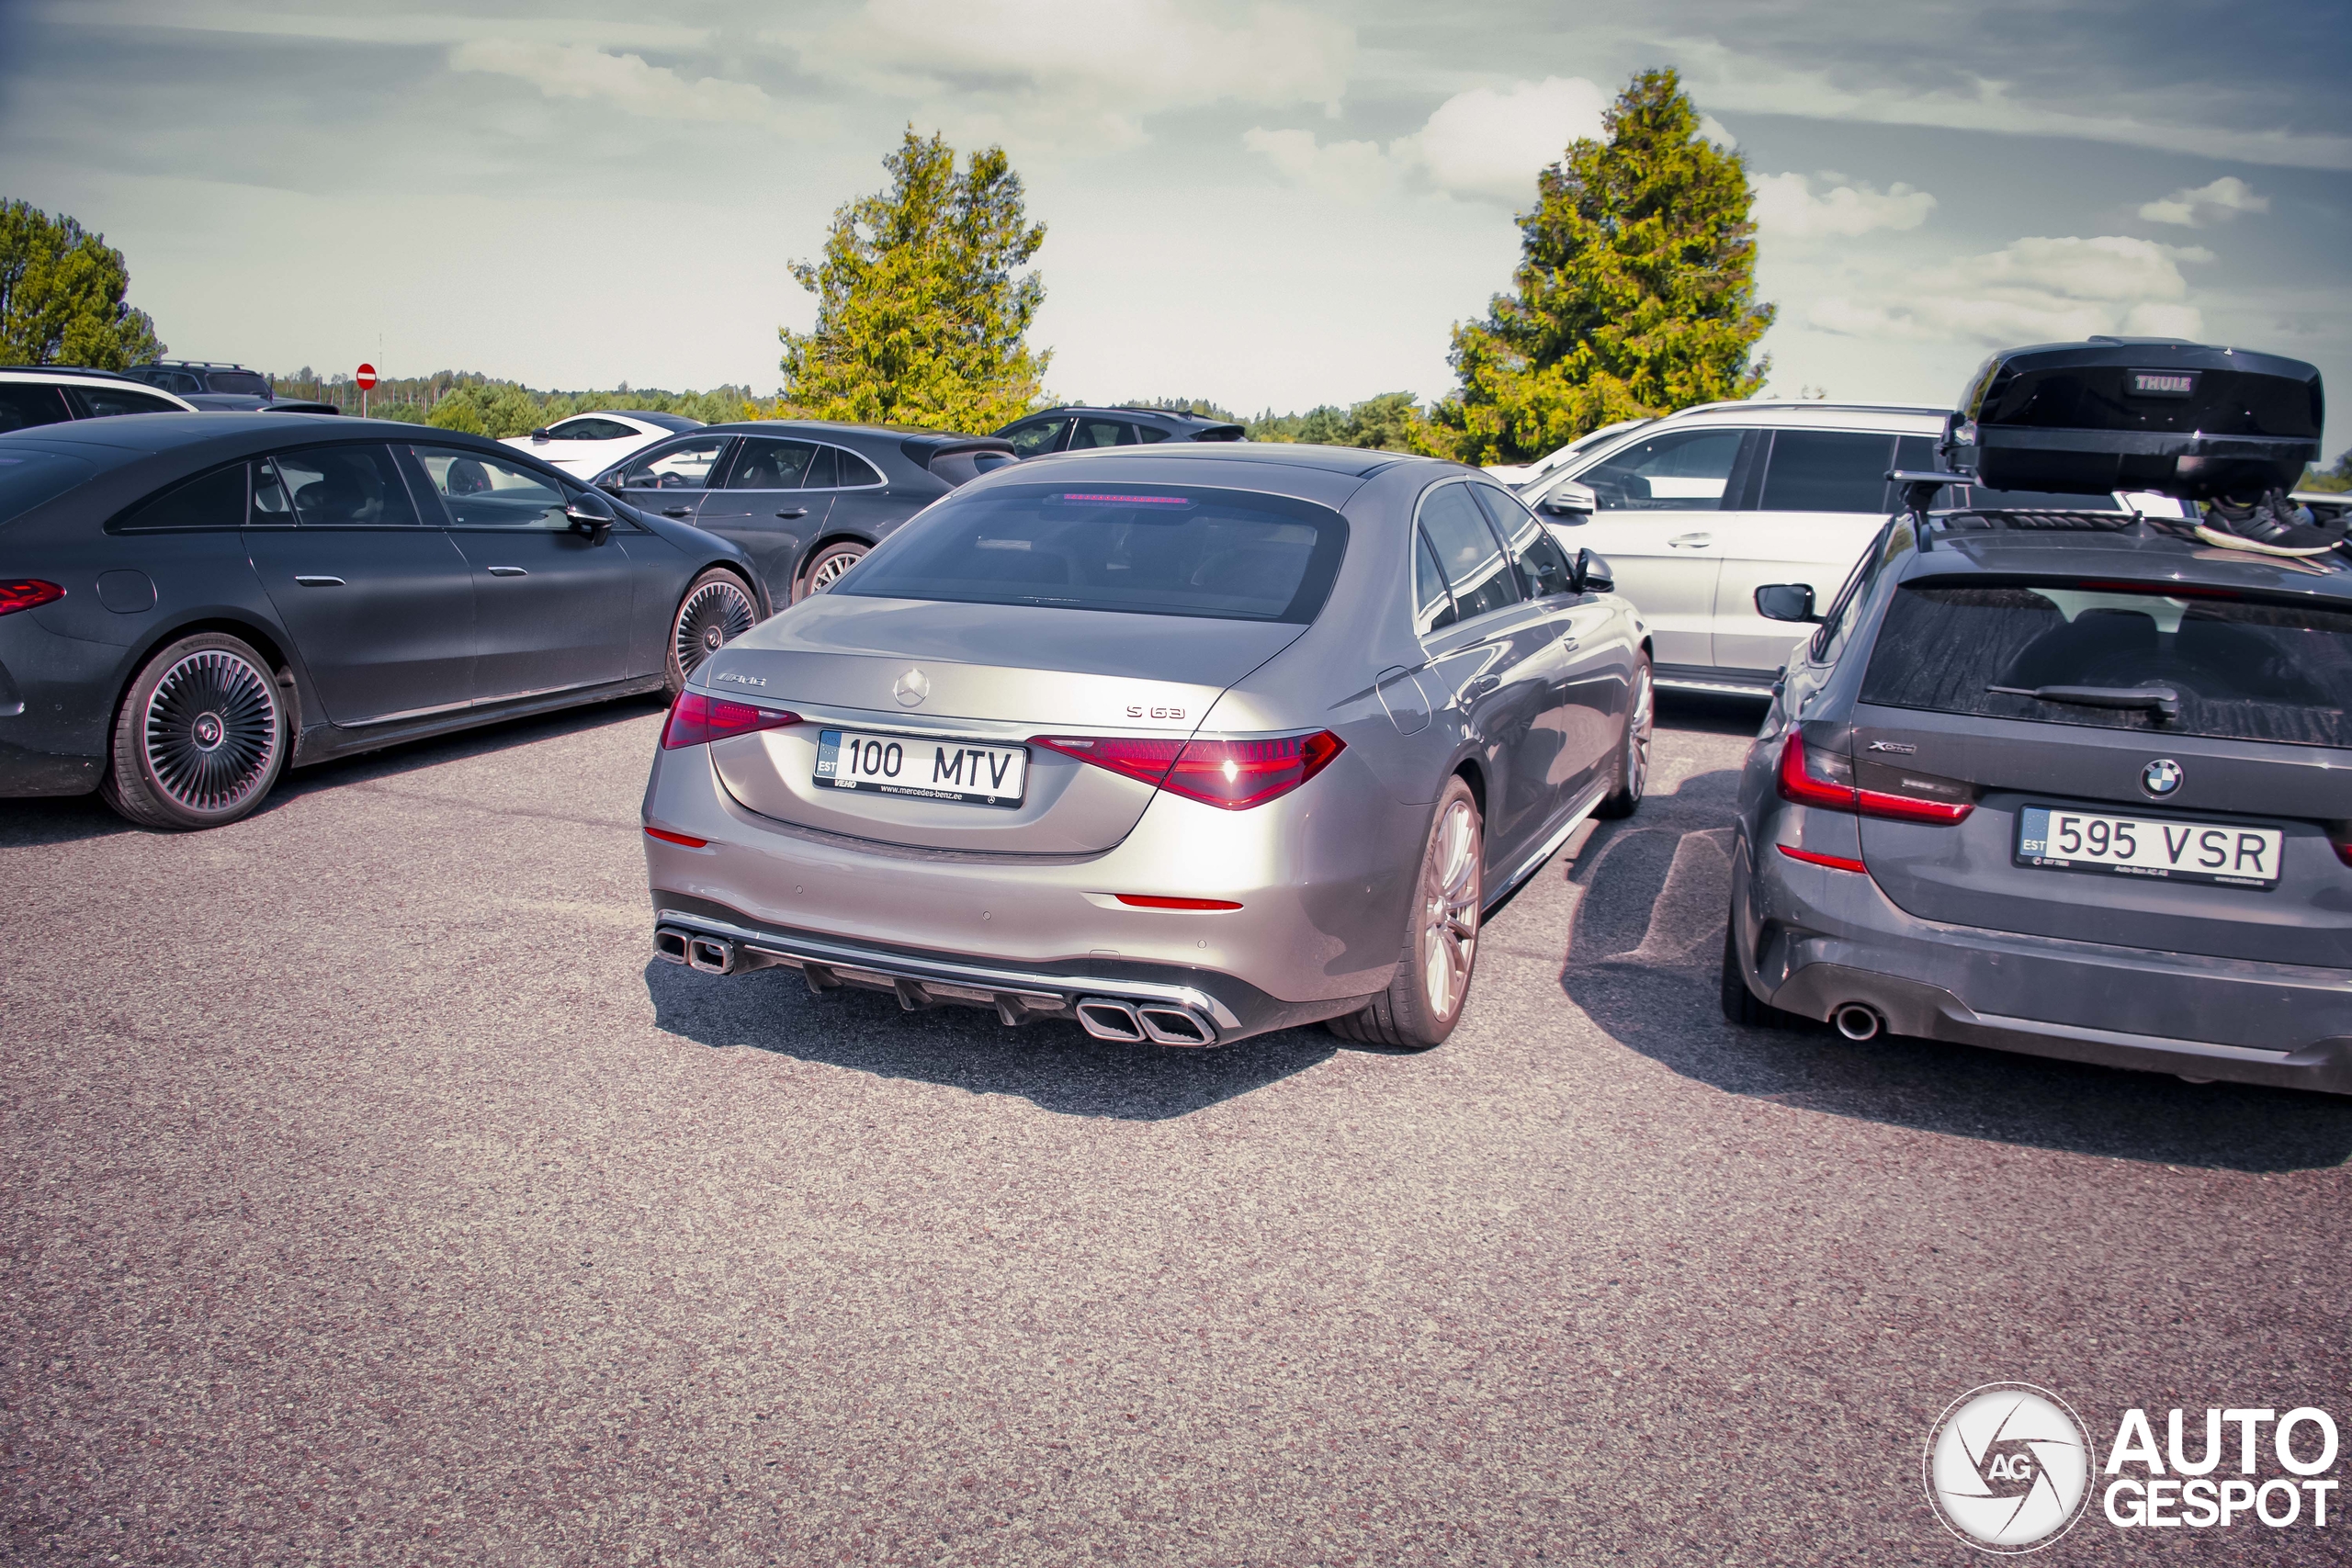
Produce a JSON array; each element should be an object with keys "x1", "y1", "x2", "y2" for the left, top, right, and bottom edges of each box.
[{"x1": 2141, "y1": 759, "x2": 2184, "y2": 798}]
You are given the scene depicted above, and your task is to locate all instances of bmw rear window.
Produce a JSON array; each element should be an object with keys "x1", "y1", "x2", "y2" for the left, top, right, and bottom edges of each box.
[
  {"x1": 833, "y1": 483, "x2": 1349, "y2": 623},
  {"x1": 0, "y1": 447, "x2": 101, "y2": 527},
  {"x1": 1860, "y1": 580, "x2": 2352, "y2": 749}
]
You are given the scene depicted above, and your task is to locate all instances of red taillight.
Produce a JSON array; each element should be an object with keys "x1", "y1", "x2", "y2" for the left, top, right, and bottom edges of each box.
[
  {"x1": 644, "y1": 827, "x2": 708, "y2": 848},
  {"x1": 1114, "y1": 894, "x2": 1244, "y2": 910},
  {"x1": 1775, "y1": 733, "x2": 1972, "y2": 825},
  {"x1": 0, "y1": 579, "x2": 64, "y2": 616},
  {"x1": 1034, "y1": 730, "x2": 1346, "y2": 810},
  {"x1": 662, "y1": 692, "x2": 801, "y2": 750},
  {"x1": 2333, "y1": 829, "x2": 2352, "y2": 869},
  {"x1": 1778, "y1": 843, "x2": 1868, "y2": 874}
]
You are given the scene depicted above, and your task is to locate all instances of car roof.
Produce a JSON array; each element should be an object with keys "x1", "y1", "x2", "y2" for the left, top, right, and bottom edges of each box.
[
  {"x1": 955, "y1": 439, "x2": 1436, "y2": 509},
  {"x1": 0, "y1": 365, "x2": 168, "y2": 383},
  {"x1": 1900, "y1": 521, "x2": 2352, "y2": 604},
  {"x1": 1644, "y1": 400, "x2": 1948, "y2": 431},
  {"x1": 0, "y1": 411, "x2": 526, "y2": 466},
  {"x1": 565, "y1": 409, "x2": 698, "y2": 432}
]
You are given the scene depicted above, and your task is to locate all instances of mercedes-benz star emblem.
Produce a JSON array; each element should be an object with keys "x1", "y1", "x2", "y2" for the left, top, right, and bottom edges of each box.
[
  {"x1": 893, "y1": 668, "x2": 930, "y2": 707},
  {"x1": 2142, "y1": 759, "x2": 2184, "y2": 798}
]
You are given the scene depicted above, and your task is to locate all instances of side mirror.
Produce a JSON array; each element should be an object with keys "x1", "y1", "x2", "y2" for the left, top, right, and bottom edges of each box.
[
  {"x1": 1540, "y1": 479, "x2": 1597, "y2": 522},
  {"x1": 595, "y1": 474, "x2": 627, "y2": 498},
  {"x1": 530, "y1": 428, "x2": 553, "y2": 442},
  {"x1": 566, "y1": 491, "x2": 616, "y2": 544},
  {"x1": 1754, "y1": 583, "x2": 1820, "y2": 623},
  {"x1": 1571, "y1": 547, "x2": 1613, "y2": 594}
]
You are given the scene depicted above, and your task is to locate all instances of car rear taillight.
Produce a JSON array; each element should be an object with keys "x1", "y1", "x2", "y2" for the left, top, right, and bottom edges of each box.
[
  {"x1": 2331, "y1": 825, "x2": 2352, "y2": 869},
  {"x1": 0, "y1": 579, "x2": 64, "y2": 617},
  {"x1": 1114, "y1": 894, "x2": 1244, "y2": 910},
  {"x1": 662, "y1": 692, "x2": 801, "y2": 750},
  {"x1": 1775, "y1": 733, "x2": 1973, "y2": 824},
  {"x1": 1033, "y1": 730, "x2": 1346, "y2": 810}
]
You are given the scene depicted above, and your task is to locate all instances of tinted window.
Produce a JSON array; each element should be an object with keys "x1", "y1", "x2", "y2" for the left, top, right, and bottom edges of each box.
[
  {"x1": 1002, "y1": 418, "x2": 1068, "y2": 458},
  {"x1": 833, "y1": 448, "x2": 885, "y2": 488},
  {"x1": 203, "y1": 370, "x2": 271, "y2": 397},
  {"x1": 619, "y1": 436, "x2": 729, "y2": 490},
  {"x1": 1419, "y1": 483, "x2": 1520, "y2": 621},
  {"x1": 1577, "y1": 428, "x2": 1744, "y2": 511},
  {"x1": 1414, "y1": 532, "x2": 1455, "y2": 634},
  {"x1": 266, "y1": 446, "x2": 421, "y2": 527},
  {"x1": 1808, "y1": 521, "x2": 1912, "y2": 665},
  {"x1": 802, "y1": 446, "x2": 837, "y2": 489},
  {"x1": 410, "y1": 446, "x2": 566, "y2": 529},
  {"x1": 547, "y1": 417, "x2": 637, "y2": 440},
  {"x1": 1136, "y1": 426, "x2": 1173, "y2": 445},
  {"x1": 724, "y1": 437, "x2": 818, "y2": 489},
  {"x1": 1473, "y1": 484, "x2": 1575, "y2": 598},
  {"x1": 74, "y1": 385, "x2": 183, "y2": 418},
  {"x1": 0, "y1": 448, "x2": 99, "y2": 526},
  {"x1": 1759, "y1": 431, "x2": 1896, "y2": 513},
  {"x1": 117, "y1": 464, "x2": 247, "y2": 531},
  {"x1": 0, "y1": 384, "x2": 73, "y2": 433},
  {"x1": 633, "y1": 412, "x2": 699, "y2": 434},
  {"x1": 1860, "y1": 581, "x2": 2352, "y2": 749},
  {"x1": 1070, "y1": 418, "x2": 1137, "y2": 449},
  {"x1": 835, "y1": 483, "x2": 1348, "y2": 624}
]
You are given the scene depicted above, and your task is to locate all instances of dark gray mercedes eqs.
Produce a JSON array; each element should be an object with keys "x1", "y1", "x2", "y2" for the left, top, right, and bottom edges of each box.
[
  {"x1": 1724, "y1": 339, "x2": 2352, "y2": 1093},
  {"x1": 645, "y1": 442, "x2": 1656, "y2": 1050},
  {"x1": 0, "y1": 412, "x2": 767, "y2": 829}
]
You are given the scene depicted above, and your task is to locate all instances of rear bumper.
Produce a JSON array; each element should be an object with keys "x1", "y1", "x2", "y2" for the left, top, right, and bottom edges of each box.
[{"x1": 1737, "y1": 829, "x2": 2352, "y2": 1094}]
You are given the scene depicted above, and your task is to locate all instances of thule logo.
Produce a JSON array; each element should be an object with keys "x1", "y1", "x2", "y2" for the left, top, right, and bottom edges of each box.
[{"x1": 2129, "y1": 370, "x2": 2197, "y2": 398}]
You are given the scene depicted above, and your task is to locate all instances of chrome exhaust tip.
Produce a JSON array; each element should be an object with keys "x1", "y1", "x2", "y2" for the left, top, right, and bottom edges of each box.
[
  {"x1": 1075, "y1": 998, "x2": 1148, "y2": 1043},
  {"x1": 653, "y1": 927, "x2": 691, "y2": 964},
  {"x1": 1136, "y1": 1005, "x2": 1216, "y2": 1047},
  {"x1": 686, "y1": 935, "x2": 738, "y2": 975},
  {"x1": 1833, "y1": 1003, "x2": 1883, "y2": 1042}
]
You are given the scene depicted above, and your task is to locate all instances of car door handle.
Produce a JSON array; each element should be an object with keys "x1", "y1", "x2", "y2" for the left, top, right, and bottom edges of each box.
[
  {"x1": 293, "y1": 575, "x2": 344, "y2": 587},
  {"x1": 1466, "y1": 674, "x2": 1502, "y2": 697},
  {"x1": 775, "y1": 507, "x2": 808, "y2": 519},
  {"x1": 662, "y1": 505, "x2": 693, "y2": 518},
  {"x1": 486, "y1": 566, "x2": 527, "y2": 578},
  {"x1": 1668, "y1": 533, "x2": 1715, "y2": 547}
]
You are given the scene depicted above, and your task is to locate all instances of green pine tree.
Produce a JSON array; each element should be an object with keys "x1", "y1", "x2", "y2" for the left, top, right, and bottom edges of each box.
[
  {"x1": 0, "y1": 200, "x2": 164, "y2": 369},
  {"x1": 1428, "y1": 69, "x2": 1774, "y2": 466},
  {"x1": 775, "y1": 130, "x2": 1049, "y2": 432}
]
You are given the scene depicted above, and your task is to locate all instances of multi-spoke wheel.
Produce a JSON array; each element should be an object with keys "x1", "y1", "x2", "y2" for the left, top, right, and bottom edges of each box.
[
  {"x1": 796, "y1": 541, "x2": 866, "y2": 602},
  {"x1": 666, "y1": 568, "x2": 758, "y2": 696},
  {"x1": 102, "y1": 632, "x2": 286, "y2": 830},
  {"x1": 1595, "y1": 654, "x2": 1652, "y2": 818},
  {"x1": 1328, "y1": 775, "x2": 1485, "y2": 1050}
]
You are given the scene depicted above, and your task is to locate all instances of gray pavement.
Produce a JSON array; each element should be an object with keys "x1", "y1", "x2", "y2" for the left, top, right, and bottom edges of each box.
[{"x1": 4, "y1": 694, "x2": 2346, "y2": 1565}]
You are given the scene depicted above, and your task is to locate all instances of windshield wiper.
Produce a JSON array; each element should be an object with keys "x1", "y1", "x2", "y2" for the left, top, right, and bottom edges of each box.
[{"x1": 1987, "y1": 683, "x2": 2179, "y2": 722}]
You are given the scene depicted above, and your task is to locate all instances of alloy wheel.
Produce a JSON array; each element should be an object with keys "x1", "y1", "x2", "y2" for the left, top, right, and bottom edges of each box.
[
  {"x1": 141, "y1": 649, "x2": 280, "y2": 816},
  {"x1": 1625, "y1": 663, "x2": 1653, "y2": 802},
  {"x1": 806, "y1": 547, "x2": 862, "y2": 594},
  {"x1": 1419, "y1": 799, "x2": 1480, "y2": 1020},
  {"x1": 673, "y1": 578, "x2": 756, "y2": 677}
]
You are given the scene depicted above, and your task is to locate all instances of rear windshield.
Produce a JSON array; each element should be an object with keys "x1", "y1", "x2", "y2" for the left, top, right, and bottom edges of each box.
[
  {"x1": 834, "y1": 483, "x2": 1349, "y2": 623},
  {"x1": 0, "y1": 447, "x2": 101, "y2": 527},
  {"x1": 1861, "y1": 580, "x2": 2352, "y2": 749}
]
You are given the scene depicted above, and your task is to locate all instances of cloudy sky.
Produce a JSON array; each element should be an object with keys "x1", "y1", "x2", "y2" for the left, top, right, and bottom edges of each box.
[{"x1": 2, "y1": 0, "x2": 2346, "y2": 449}]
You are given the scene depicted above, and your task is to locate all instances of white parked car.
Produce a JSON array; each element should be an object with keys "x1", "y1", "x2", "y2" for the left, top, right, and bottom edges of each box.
[
  {"x1": 1517, "y1": 400, "x2": 2184, "y2": 695},
  {"x1": 0, "y1": 367, "x2": 197, "y2": 431},
  {"x1": 502, "y1": 410, "x2": 703, "y2": 478}
]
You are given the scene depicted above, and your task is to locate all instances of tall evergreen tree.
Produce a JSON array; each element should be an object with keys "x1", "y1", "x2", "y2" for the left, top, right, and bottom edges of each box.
[
  {"x1": 776, "y1": 130, "x2": 1048, "y2": 431},
  {"x1": 1428, "y1": 70, "x2": 1773, "y2": 465},
  {"x1": 0, "y1": 200, "x2": 164, "y2": 368}
]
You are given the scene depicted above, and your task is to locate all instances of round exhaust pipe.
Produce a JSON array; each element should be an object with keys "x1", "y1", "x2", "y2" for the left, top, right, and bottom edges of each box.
[{"x1": 1833, "y1": 1003, "x2": 1883, "y2": 1042}]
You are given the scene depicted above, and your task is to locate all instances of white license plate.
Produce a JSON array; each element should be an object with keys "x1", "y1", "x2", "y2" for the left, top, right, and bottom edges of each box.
[
  {"x1": 813, "y1": 728, "x2": 1027, "y2": 807},
  {"x1": 2016, "y1": 805, "x2": 2282, "y2": 888}
]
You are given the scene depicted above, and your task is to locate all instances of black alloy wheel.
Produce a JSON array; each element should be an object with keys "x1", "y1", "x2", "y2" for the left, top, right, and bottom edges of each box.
[
  {"x1": 667, "y1": 569, "x2": 759, "y2": 697},
  {"x1": 102, "y1": 632, "x2": 287, "y2": 830}
]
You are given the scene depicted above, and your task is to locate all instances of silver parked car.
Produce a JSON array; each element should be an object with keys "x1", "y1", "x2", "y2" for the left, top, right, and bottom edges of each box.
[{"x1": 643, "y1": 443, "x2": 1655, "y2": 1048}]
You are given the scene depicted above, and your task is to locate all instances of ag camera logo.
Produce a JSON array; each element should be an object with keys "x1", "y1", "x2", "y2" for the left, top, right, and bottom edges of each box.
[{"x1": 1924, "y1": 1383, "x2": 2094, "y2": 1553}]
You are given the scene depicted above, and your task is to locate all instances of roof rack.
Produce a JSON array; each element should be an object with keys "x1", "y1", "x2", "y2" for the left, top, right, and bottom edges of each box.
[
  {"x1": 1889, "y1": 469, "x2": 2167, "y2": 552},
  {"x1": 141, "y1": 359, "x2": 253, "y2": 371}
]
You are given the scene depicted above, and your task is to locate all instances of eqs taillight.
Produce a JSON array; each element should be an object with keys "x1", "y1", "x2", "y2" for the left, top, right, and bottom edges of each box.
[
  {"x1": 0, "y1": 579, "x2": 64, "y2": 617},
  {"x1": 1032, "y1": 729, "x2": 1346, "y2": 810},
  {"x1": 1775, "y1": 732, "x2": 1973, "y2": 825},
  {"x1": 662, "y1": 692, "x2": 801, "y2": 750}
]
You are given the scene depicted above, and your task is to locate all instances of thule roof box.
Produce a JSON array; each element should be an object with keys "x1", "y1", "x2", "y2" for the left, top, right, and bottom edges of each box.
[{"x1": 1944, "y1": 338, "x2": 2322, "y2": 499}]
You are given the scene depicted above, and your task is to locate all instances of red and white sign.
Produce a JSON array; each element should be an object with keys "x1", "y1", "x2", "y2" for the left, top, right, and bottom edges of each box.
[{"x1": 355, "y1": 363, "x2": 378, "y2": 391}]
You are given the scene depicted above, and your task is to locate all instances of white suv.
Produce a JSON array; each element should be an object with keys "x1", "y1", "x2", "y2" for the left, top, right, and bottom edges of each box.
[
  {"x1": 0, "y1": 367, "x2": 196, "y2": 433},
  {"x1": 1518, "y1": 400, "x2": 2182, "y2": 695}
]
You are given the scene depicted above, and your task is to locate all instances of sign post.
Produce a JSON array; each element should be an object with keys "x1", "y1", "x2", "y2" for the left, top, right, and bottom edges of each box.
[{"x1": 356, "y1": 363, "x2": 378, "y2": 418}]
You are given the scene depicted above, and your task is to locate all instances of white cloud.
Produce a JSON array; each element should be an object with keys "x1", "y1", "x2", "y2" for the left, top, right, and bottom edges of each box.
[
  {"x1": 2138, "y1": 175, "x2": 2270, "y2": 228},
  {"x1": 43, "y1": 2, "x2": 712, "y2": 51},
  {"x1": 811, "y1": 0, "x2": 1355, "y2": 149},
  {"x1": 1239, "y1": 128, "x2": 1395, "y2": 198},
  {"x1": 1752, "y1": 172, "x2": 1936, "y2": 241},
  {"x1": 447, "y1": 40, "x2": 786, "y2": 130},
  {"x1": 1392, "y1": 76, "x2": 1610, "y2": 205},
  {"x1": 1806, "y1": 235, "x2": 2213, "y2": 346}
]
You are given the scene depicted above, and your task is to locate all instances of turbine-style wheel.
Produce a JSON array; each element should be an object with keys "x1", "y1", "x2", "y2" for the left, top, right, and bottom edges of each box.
[
  {"x1": 1595, "y1": 654, "x2": 1652, "y2": 818},
  {"x1": 666, "y1": 569, "x2": 758, "y2": 696},
  {"x1": 797, "y1": 541, "x2": 866, "y2": 602},
  {"x1": 102, "y1": 632, "x2": 286, "y2": 830},
  {"x1": 1327, "y1": 775, "x2": 1484, "y2": 1050}
]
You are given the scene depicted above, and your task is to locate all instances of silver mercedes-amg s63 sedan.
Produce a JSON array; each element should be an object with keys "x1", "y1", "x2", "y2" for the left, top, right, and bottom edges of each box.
[{"x1": 643, "y1": 442, "x2": 1654, "y2": 1049}]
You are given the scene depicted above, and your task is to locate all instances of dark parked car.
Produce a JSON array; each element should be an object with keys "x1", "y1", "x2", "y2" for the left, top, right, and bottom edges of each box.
[
  {"x1": 592, "y1": 421, "x2": 1015, "y2": 607},
  {"x1": 0, "y1": 413, "x2": 767, "y2": 829},
  {"x1": 994, "y1": 406, "x2": 1245, "y2": 459},
  {"x1": 124, "y1": 360, "x2": 338, "y2": 415}
]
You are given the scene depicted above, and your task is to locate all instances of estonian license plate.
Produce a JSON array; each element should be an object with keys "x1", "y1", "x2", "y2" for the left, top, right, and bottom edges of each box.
[
  {"x1": 2016, "y1": 805, "x2": 2282, "y2": 888},
  {"x1": 813, "y1": 728, "x2": 1027, "y2": 808}
]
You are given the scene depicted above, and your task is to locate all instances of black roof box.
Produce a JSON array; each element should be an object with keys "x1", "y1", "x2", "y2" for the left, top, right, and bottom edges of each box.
[{"x1": 1945, "y1": 338, "x2": 2322, "y2": 499}]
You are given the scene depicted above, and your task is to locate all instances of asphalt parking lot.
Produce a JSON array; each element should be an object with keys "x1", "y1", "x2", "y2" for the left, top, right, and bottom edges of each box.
[{"x1": 5, "y1": 693, "x2": 2347, "y2": 1565}]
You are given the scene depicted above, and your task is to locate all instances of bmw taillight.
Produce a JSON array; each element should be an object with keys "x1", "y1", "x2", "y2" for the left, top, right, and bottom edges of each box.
[
  {"x1": 662, "y1": 692, "x2": 801, "y2": 750},
  {"x1": 1033, "y1": 730, "x2": 1345, "y2": 810},
  {"x1": 2331, "y1": 824, "x2": 2352, "y2": 869},
  {"x1": 0, "y1": 579, "x2": 64, "y2": 616},
  {"x1": 1775, "y1": 732, "x2": 1973, "y2": 825}
]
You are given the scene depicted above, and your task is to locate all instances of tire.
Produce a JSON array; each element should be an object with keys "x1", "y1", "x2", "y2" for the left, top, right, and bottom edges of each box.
[
  {"x1": 1593, "y1": 654, "x2": 1652, "y2": 819},
  {"x1": 666, "y1": 568, "x2": 759, "y2": 698},
  {"x1": 1719, "y1": 917, "x2": 1793, "y2": 1030},
  {"x1": 795, "y1": 540, "x2": 867, "y2": 603},
  {"x1": 100, "y1": 631, "x2": 288, "y2": 830},
  {"x1": 1328, "y1": 775, "x2": 1483, "y2": 1050}
]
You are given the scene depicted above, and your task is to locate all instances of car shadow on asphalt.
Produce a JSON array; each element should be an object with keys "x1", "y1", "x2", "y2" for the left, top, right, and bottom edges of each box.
[
  {"x1": 1557, "y1": 765, "x2": 2352, "y2": 1174},
  {"x1": 643, "y1": 959, "x2": 1340, "y2": 1120}
]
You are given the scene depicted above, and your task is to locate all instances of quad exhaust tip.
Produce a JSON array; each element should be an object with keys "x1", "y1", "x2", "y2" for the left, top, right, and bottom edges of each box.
[
  {"x1": 1078, "y1": 997, "x2": 1217, "y2": 1047},
  {"x1": 1833, "y1": 1003, "x2": 1883, "y2": 1042}
]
